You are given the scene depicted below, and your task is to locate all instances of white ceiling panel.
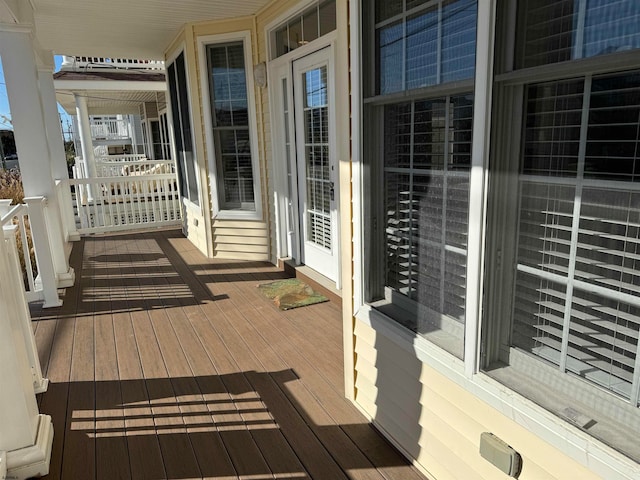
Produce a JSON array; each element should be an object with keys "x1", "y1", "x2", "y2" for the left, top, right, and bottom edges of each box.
[{"x1": 32, "y1": 0, "x2": 273, "y2": 59}]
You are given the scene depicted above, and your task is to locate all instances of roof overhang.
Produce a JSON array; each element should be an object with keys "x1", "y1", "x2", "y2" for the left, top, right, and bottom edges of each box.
[
  {"x1": 53, "y1": 70, "x2": 167, "y2": 115},
  {"x1": 26, "y1": 0, "x2": 273, "y2": 59}
]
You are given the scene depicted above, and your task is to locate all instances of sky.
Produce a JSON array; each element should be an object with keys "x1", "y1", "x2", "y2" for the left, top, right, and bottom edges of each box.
[{"x1": 0, "y1": 55, "x2": 71, "y2": 134}]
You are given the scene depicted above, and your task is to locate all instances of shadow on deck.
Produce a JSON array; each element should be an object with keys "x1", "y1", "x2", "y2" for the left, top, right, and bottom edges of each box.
[{"x1": 30, "y1": 229, "x2": 428, "y2": 480}]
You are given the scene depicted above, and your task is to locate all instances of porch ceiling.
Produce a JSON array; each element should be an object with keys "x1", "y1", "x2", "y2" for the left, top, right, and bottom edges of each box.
[
  {"x1": 30, "y1": 0, "x2": 273, "y2": 59},
  {"x1": 55, "y1": 89, "x2": 164, "y2": 115}
]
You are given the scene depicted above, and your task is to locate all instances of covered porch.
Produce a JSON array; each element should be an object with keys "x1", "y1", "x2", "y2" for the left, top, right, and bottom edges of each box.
[{"x1": 31, "y1": 229, "x2": 427, "y2": 480}]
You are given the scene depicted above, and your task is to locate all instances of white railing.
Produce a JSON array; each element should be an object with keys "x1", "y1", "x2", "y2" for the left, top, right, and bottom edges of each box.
[
  {"x1": 95, "y1": 154, "x2": 147, "y2": 163},
  {"x1": 0, "y1": 200, "x2": 50, "y2": 395},
  {"x1": 90, "y1": 118, "x2": 131, "y2": 141},
  {"x1": 0, "y1": 198, "x2": 62, "y2": 308},
  {"x1": 63, "y1": 174, "x2": 181, "y2": 234},
  {"x1": 96, "y1": 159, "x2": 175, "y2": 178},
  {"x1": 61, "y1": 55, "x2": 165, "y2": 71}
]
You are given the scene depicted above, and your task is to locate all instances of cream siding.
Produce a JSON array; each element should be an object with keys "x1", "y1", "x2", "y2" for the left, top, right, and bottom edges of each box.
[
  {"x1": 353, "y1": 320, "x2": 605, "y2": 480},
  {"x1": 188, "y1": 17, "x2": 271, "y2": 261},
  {"x1": 255, "y1": 0, "x2": 302, "y2": 266}
]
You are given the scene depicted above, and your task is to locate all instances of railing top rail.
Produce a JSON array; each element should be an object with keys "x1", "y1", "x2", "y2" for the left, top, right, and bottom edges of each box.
[
  {"x1": 95, "y1": 159, "x2": 174, "y2": 165},
  {"x1": 68, "y1": 174, "x2": 178, "y2": 184},
  {"x1": 63, "y1": 56, "x2": 165, "y2": 71},
  {"x1": 1, "y1": 203, "x2": 26, "y2": 227}
]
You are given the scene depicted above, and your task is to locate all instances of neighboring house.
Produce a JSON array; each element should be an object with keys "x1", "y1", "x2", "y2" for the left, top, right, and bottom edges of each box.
[
  {"x1": 0, "y1": 0, "x2": 639, "y2": 480},
  {"x1": 53, "y1": 56, "x2": 170, "y2": 163}
]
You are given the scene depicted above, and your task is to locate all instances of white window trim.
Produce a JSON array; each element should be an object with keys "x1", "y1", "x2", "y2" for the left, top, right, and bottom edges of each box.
[
  {"x1": 166, "y1": 44, "x2": 202, "y2": 213},
  {"x1": 197, "y1": 31, "x2": 263, "y2": 221},
  {"x1": 264, "y1": 0, "x2": 326, "y2": 63},
  {"x1": 351, "y1": 0, "x2": 640, "y2": 478}
]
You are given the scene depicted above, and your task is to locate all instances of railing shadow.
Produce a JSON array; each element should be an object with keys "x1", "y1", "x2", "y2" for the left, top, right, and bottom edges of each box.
[{"x1": 41, "y1": 370, "x2": 414, "y2": 480}]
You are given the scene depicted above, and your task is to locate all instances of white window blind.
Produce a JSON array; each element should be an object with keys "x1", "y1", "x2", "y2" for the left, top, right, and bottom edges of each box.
[
  {"x1": 207, "y1": 42, "x2": 255, "y2": 211},
  {"x1": 383, "y1": 95, "x2": 473, "y2": 354},
  {"x1": 513, "y1": 71, "x2": 640, "y2": 405}
]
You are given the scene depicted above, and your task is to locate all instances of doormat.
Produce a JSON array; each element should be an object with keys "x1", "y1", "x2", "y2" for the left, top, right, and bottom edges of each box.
[{"x1": 257, "y1": 278, "x2": 329, "y2": 311}]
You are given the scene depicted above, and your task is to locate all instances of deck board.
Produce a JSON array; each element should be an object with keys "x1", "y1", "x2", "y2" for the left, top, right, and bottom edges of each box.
[{"x1": 32, "y1": 229, "x2": 430, "y2": 480}]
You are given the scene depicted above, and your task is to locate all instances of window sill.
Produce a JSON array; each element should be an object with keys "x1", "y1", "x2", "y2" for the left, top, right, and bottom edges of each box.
[
  {"x1": 354, "y1": 305, "x2": 640, "y2": 480},
  {"x1": 213, "y1": 210, "x2": 262, "y2": 222}
]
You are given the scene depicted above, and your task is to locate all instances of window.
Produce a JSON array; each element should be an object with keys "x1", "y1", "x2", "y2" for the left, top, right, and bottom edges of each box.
[
  {"x1": 517, "y1": 0, "x2": 640, "y2": 69},
  {"x1": 484, "y1": 2, "x2": 640, "y2": 462},
  {"x1": 167, "y1": 52, "x2": 199, "y2": 206},
  {"x1": 362, "y1": 0, "x2": 477, "y2": 359},
  {"x1": 373, "y1": 0, "x2": 477, "y2": 95},
  {"x1": 206, "y1": 41, "x2": 257, "y2": 212},
  {"x1": 271, "y1": 0, "x2": 336, "y2": 60}
]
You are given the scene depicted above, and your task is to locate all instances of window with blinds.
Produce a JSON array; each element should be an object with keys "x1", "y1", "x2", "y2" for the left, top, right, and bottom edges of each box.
[
  {"x1": 363, "y1": 0, "x2": 477, "y2": 359},
  {"x1": 513, "y1": 71, "x2": 640, "y2": 405},
  {"x1": 517, "y1": 0, "x2": 640, "y2": 69},
  {"x1": 376, "y1": 95, "x2": 473, "y2": 357},
  {"x1": 207, "y1": 42, "x2": 256, "y2": 211},
  {"x1": 374, "y1": 0, "x2": 477, "y2": 95}
]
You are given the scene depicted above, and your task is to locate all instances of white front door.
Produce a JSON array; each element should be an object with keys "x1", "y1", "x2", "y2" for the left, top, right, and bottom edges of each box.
[{"x1": 292, "y1": 48, "x2": 339, "y2": 283}]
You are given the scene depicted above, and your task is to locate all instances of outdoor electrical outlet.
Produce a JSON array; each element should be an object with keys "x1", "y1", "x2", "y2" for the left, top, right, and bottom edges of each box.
[{"x1": 479, "y1": 432, "x2": 522, "y2": 477}]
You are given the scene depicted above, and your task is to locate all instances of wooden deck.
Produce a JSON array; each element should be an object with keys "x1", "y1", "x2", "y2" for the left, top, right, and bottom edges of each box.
[{"x1": 31, "y1": 229, "x2": 428, "y2": 480}]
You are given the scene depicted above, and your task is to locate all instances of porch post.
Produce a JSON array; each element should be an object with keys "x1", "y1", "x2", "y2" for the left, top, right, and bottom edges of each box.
[
  {"x1": 74, "y1": 93, "x2": 98, "y2": 181},
  {"x1": 0, "y1": 27, "x2": 74, "y2": 288},
  {"x1": 38, "y1": 54, "x2": 81, "y2": 244},
  {"x1": 0, "y1": 216, "x2": 54, "y2": 480}
]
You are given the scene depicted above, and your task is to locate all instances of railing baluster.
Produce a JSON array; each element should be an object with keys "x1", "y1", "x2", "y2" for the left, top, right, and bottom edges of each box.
[
  {"x1": 22, "y1": 197, "x2": 62, "y2": 308},
  {"x1": 2, "y1": 224, "x2": 49, "y2": 392}
]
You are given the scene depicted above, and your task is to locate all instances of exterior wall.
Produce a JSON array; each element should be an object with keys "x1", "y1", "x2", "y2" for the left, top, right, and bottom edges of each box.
[
  {"x1": 346, "y1": 2, "x2": 639, "y2": 480},
  {"x1": 164, "y1": 29, "x2": 212, "y2": 256},
  {"x1": 353, "y1": 320, "x2": 604, "y2": 480},
  {"x1": 190, "y1": 17, "x2": 271, "y2": 261}
]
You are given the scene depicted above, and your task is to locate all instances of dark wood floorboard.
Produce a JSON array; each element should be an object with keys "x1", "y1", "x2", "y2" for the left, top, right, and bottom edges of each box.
[{"x1": 31, "y1": 229, "x2": 429, "y2": 480}]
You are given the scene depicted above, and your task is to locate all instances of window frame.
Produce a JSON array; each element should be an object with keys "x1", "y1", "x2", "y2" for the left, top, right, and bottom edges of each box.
[
  {"x1": 358, "y1": 0, "x2": 483, "y2": 362},
  {"x1": 483, "y1": 65, "x2": 640, "y2": 462},
  {"x1": 198, "y1": 31, "x2": 263, "y2": 221},
  {"x1": 482, "y1": 0, "x2": 640, "y2": 469},
  {"x1": 166, "y1": 46, "x2": 201, "y2": 209},
  {"x1": 351, "y1": 0, "x2": 639, "y2": 477}
]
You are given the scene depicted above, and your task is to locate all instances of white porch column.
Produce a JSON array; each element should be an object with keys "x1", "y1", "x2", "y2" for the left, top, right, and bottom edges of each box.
[
  {"x1": 74, "y1": 93, "x2": 97, "y2": 180},
  {"x1": 38, "y1": 57, "x2": 81, "y2": 244},
  {"x1": 0, "y1": 27, "x2": 74, "y2": 288},
  {"x1": 0, "y1": 217, "x2": 54, "y2": 480}
]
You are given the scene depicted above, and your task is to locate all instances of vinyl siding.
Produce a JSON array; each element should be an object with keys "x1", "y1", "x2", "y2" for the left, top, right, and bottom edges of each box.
[
  {"x1": 255, "y1": 0, "x2": 303, "y2": 265},
  {"x1": 188, "y1": 17, "x2": 271, "y2": 261},
  {"x1": 353, "y1": 319, "x2": 605, "y2": 480}
]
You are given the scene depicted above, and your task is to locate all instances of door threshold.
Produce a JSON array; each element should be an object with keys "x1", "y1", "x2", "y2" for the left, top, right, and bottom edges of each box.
[{"x1": 279, "y1": 258, "x2": 342, "y2": 308}]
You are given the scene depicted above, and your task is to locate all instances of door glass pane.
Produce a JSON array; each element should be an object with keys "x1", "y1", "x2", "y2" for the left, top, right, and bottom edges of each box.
[{"x1": 303, "y1": 66, "x2": 331, "y2": 249}]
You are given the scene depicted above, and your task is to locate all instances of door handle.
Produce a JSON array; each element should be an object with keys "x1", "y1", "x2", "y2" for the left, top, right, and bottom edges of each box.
[{"x1": 330, "y1": 181, "x2": 335, "y2": 201}]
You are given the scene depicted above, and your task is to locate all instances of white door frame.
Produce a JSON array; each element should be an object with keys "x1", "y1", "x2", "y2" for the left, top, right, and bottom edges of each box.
[
  {"x1": 268, "y1": 34, "x2": 341, "y2": 288},
  {"x1": 293, "y1": 47, "x2": 339, "y2": 283}
]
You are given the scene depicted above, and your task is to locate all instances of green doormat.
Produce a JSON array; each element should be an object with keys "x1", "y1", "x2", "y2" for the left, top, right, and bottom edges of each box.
[{"x1": 257, "y1": 278, "x2": 329, "y2": 310}]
